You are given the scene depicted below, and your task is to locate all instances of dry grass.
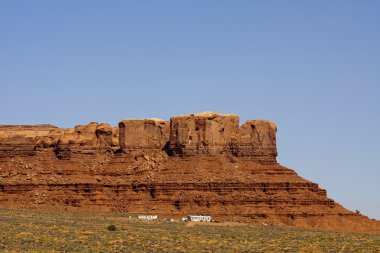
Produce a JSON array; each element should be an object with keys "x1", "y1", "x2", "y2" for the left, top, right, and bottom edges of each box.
[{"x1": 0, "y1": 208, "x2": 379, "y2": 252}]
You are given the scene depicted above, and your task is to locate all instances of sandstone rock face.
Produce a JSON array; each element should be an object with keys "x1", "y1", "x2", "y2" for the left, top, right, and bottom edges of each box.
[
  {"x1": 118, "y1": 119, "x2": 169, "y2": 151},
  {"x1": 0, "y1": 113, "x2": 379, "y2": 232},
  {"x1": 0, "y1": 125, "x2": 57, "y2": 158},
  {"x1": 111, "y1": 127, "x2": 119, "y2": 148},
  {"x1": 168, "y1": 112, "x2": 277, "y2": 163},
  {"x1": 168, "y1": 112, "x2": 239, "y2": 156},
  {"x1": 33, "y1": 123, "x2": 113, "y2": 160},
  {"x1": 231, "y1": 120, "x2": 277, "y2": 164}
]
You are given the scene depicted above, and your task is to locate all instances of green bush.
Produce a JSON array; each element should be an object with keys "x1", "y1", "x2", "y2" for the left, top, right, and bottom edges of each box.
[{"x1": 107, "y1": 224, "x2": 117, "y2": 231}]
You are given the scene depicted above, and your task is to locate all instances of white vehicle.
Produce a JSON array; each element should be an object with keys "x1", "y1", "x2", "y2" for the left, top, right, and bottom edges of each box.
[
  {"x1": 137, "y1": 215, "x2": 158, "y2": 220},
  {"x1": 186, "y1": 215, "x2": 212, "y2": 222}
]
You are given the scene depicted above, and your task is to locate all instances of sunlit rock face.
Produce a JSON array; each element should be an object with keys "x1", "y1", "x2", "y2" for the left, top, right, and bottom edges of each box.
[
  {"x1": 231, "y1": 120, "x2": 277, "y2": 164},
  {"x1": 168, "y1": 112, "x2": 277, "y2": 164},
  {"x1": 118, "y1": 119, "x2": 169, "y2": 151},
  {"x1": 0, "y1": 112, "x2": 378, "y2": 232},
  {"x1": 168, "y1": 112, "x2": 240, "y2": 156}
]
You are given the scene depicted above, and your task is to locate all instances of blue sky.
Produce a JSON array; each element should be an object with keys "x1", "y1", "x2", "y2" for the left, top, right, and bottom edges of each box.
[{"x1": 1, "y1": 1, "x2": 379, "y2": 219}]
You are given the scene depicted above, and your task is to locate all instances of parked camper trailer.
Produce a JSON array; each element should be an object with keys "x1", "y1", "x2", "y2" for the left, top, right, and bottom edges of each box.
[
  {"x1": 186, "y1": 215, "x2": 212, "y2": 222},
  {"x1": 137, "y1": 215, "x2": 158, "y2": 220}
]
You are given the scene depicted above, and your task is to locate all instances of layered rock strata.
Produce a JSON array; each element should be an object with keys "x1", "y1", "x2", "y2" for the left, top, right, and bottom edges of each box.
[
  {"x1": 0, "y1": 112, "x2": 378, "y2": 232},
  {"x1": 231, "y1": 120, "x2": 277, "y2": 163},
  {"x1": 0, "y1": 125, "x2": 57, "y2": 158}
]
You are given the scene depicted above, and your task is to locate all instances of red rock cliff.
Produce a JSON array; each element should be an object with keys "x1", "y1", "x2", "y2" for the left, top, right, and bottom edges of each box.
[
  {"x1": 0, "y1": 112, "x2": 378, "y2": 232},
  {"x1": 118, "y1": 119, "x2": 169, "y2": 151},
  {"x1": 168, "y1": 112, "x2": 240, "y2": 156},
  {"x1": 168, "y1": 112, "x2": 277, "y2": 164}
]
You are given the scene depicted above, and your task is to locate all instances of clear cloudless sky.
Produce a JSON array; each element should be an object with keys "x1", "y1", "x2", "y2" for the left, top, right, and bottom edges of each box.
[{"x1": 1, "y1": 1, "x2": 379, "y2": 219}]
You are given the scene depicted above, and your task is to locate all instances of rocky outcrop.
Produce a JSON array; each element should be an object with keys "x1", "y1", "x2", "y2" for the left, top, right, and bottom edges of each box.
[
  {"x1": 0, "y1": 113, "x2": 277, "y2": 163},
  {"x1": 0, "y1": 113, "x2": 378, "y2": 232},
  {"x1": 111, "y1": 127, "x2": 119, "y2": 150},
  {"x1": 168, "y1": 112, "x2": 240, "y2": 156},
  {"x1": 118, "y1": 119, "x2": 169, "y2": 151},
  {"x1": 0, "y1": 125, "x2": 57, "y2": 158},
  {"x1": 168, "y1": 112, "x2": 277, "y2": 163},
  {"x1": 231, "y1": 120, "x2": 277, "y2": 164},
  {"x1": 35, "y1": 122, "x2": 113, "y2": 160}
]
